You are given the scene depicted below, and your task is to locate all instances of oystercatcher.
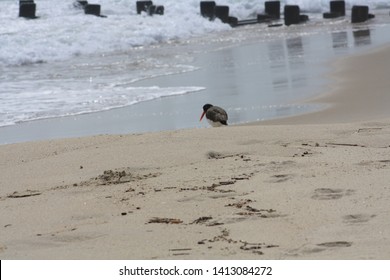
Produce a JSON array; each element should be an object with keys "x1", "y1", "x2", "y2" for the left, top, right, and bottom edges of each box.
[{"x1": 200, "y1": 104, "x2": 228, "y2": 127}]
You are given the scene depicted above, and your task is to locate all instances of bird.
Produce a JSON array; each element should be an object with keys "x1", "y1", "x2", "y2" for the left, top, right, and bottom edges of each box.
[{"x1": 200, "y1": 104, "x2": 228, "y2": 127}]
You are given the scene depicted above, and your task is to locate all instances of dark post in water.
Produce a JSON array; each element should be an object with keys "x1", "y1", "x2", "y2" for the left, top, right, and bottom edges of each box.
[
  {"x1": 214, "y1": 5, "x2": 229, "y2": 23},
  {"x1": 323, "y1": 1, "x2": 345, "y2": 19},
  {"x1": 258, "y1": 1, "x2": 280, "y2": 22},
  {"x1": 265, "y1": 1, "x2": 280, "y2": 19},
  {"x1": 84, "y1": 4, "x2": 102, "y2": 17},
  {"x1": 200, "y1": 1, "x2": 216, "y2": 20},
  {"x1": 136, "y1": 1, "x2": 153, "y2": 14},
  {"x1": 284, "y1": 5, "x2": 309, "y2": 26},
  {"x1": 351, "y1": 6, "x2": 369, "y2": 23},
  {"x1": 19, "y1": 0, "x2": 37, "y2": 19}
]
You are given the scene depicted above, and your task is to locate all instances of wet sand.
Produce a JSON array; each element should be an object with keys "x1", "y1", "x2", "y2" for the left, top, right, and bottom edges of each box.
[
  {"x1": 1, "y1": 44, "x2": 390, "y2": 259},
  {"x1": 262, "y1": 44, "x2": 390, "y2": 124}
]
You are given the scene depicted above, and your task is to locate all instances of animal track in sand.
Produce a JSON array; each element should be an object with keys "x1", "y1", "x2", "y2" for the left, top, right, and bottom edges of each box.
[
  {"x1": 5, "y1": 190, "x2": 42, "y2": 199},
  {"x1": 190, "y1": 216, "x2": 224, "y2": 227},
  {"x1": 326, "y1": 142, "x2": 366, "y2": 148},
  {"x1": 86, "y1": 169, "x2": 161, "y2": 186},
  {"x1": 48, "y1": 233, "x2": 104, "y2": 243},
  {"x1": 343, "y1": 214, "x2": 376, "y2": 224},
  {"x1": 358, "y1": 160, "x2": 390, "y2": 169},
  {"x1": 240, "y1": 242, "x2": 279, "y2": 255},
  {"x1": 236, "y1": 207, "x2": 283, "y2": 218},
  {"x1": 267, "y1": 174, "x2": 295, "y2": 183},
  {"x1": 225, "y1": 199, "x2": 254, "y2": 209},
  {"x1": 190, "y1": 216, "x2": 213, "y2": 224},
  {"x1": 293, "y1": 149, "x2": 316, "y2": 158},
  {"x1": 52, "y1": 168, "x2": 161, "y2": 190},
  {"x1": 180, "y1": 172, "x2": 256, "y2": 194},
  {"x1": 148, "y1": 217, "x2": 183, "y2": 224},
  {"x1": 180, "y1": 182, "x2": 236, "y2": 194},
  {"x1": 169, "y1": 248, "x2": 192, "y2": 257},
  {"x1": 206, "y1": 151, "x2": 250, "y2": 161},
  {"x1": 198, "y1": 228, "x2": 278, "y2": 255},
  {"x1": 266, "y1": 161, "x2": 297, "y2": 173},
  {"x1": 288, "y1": 241, "x2": 352, "y2": 256},
  {"x1": 317, "y1": 241, "x2": 352, "y2": 248},
  {"x1": 225, "y1": 200, "x2": 283, "y2": 218},
  {"x1": 35, "y1": 226, "x2": 105, "y2": 244},
  {"x1": 311, "y1": 188, "x2": 355, "y2": 200},
  {"x1": 356, "y1": 127, "x2": 383, "y2": 134}
]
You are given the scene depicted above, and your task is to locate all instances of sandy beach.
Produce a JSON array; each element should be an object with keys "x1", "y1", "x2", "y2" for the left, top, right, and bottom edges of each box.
[{"x1": 1, "y1": 42, "x2": 390, "y2": 260}]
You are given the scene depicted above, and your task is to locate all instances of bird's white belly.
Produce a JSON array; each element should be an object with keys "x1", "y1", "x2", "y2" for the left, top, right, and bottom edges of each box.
[{"x1": 208, "y1": 119, "x2": 224, "y2": 127}]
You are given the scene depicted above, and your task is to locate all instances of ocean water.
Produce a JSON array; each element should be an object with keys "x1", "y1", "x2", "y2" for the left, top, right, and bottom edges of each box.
[
  {"x1": 1, "y1": 0, "x2": 388, "y2": 66},
  {"x1": 1, "y1": 0, "x2": 390, "y2": 143}
]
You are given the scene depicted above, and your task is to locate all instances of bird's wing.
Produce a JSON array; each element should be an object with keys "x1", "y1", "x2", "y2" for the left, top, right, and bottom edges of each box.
[{"x1": 206, "y1": 106, "x2": 228, "y2": 122}]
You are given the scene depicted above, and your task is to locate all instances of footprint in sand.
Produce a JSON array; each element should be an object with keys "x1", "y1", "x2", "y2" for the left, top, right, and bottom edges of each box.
[
  {"x1": 343, "y1": 214, "x2": 376, "y2": 224},
  {"x1": 311, "y1": 188, "x2": 355, "y2": 200},
  {"x1": 76, "y1": 168, "x2": 161, "y2": 187},
  {"x1": 36, "y1": 227, "x2": 105, "y2": 244},
  {"x1": 6, "y1": 190, "x2": 42, "y2": 199},
  {"x1": 207, "y1": 151, "x2": 241, "y2": 159},
  {"x1": 48, "y1": 233, "x2": 103, "y2": 243},
  {"x1": 288, "y1": 241, "x2": 352, "y2": 256},
  {"x1": 317, "y1": 241, "x2": 352, "y2": 248},
  {"x1": 356, "y1": 127, "x2": 383, "y2": 134},
  {"x1": 267, "y1": 174, "x2": 295, "y2": 183},
  {"x1": 358, "y1": 160, "x2": 390, "y2": 169}
]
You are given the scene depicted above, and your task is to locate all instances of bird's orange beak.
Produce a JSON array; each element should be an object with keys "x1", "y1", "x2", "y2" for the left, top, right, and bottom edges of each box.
[{"x1": 200, "y1": 111, "x2": 206, "y2": 122}]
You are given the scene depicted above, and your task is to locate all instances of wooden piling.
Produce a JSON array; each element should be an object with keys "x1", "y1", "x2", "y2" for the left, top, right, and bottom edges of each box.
[
  {"x1": 200, "y1": 1, "x2": 216, "y2": 20},
  {"x1": 19, "y1": 2, "x2": 37, "y2": 19}
]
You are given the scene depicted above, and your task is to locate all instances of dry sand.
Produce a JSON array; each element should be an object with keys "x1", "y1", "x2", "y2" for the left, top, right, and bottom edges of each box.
[{"x1": 1, "y1": 45, "x2": 390, "y2": 260}]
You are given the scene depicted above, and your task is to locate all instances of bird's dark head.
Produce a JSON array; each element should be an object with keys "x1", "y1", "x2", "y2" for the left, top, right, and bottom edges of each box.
[
  {"x1": 200, "y1": 104, "x2": 213, "y2": 122},
  {"x1": 203, "y1": 104, "x2": 213, "y2": 112}
]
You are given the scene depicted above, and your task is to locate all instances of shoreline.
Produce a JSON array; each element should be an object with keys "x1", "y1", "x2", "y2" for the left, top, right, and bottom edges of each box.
[
  {"x1": 3, "y1": 21, "x2": 390, "y2": 145},
  {"x1": 2, "y1": 42, "x2": 389, "y2": 145},
  {"x1": 2, "y1": 26, "x2": 390, "y2": 259},
  {"x1": 260, "y1": 43, "x2": 390, "y2": 125}
]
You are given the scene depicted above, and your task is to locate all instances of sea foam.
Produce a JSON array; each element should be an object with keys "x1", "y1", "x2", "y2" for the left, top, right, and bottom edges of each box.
[{"x1": 0, "y1": 0, "x2": 387, "y2": 66}]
